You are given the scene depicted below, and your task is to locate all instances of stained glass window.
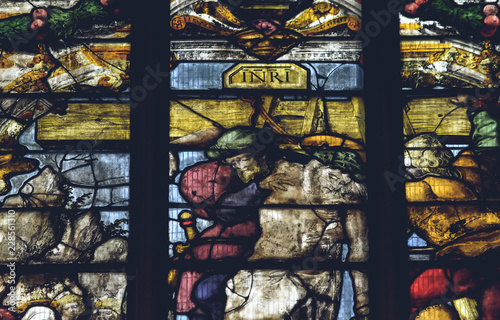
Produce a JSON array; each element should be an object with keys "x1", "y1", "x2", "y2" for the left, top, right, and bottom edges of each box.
[
  {"x1": 400, "y1": 0, "x2": 500, "y2": 318},
  {"x1": 0, "y1": 0, "x2": 130, "y2": 319},
  {"x1": 169, "y1": 0, "x2": 370, "y2": 319},
  {"x1": 5, "y1": 0, "x2": 499, "y2": 318}
]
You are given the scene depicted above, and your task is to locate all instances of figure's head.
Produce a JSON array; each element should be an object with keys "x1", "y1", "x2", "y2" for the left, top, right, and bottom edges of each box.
[
  {"x1": 32, "y1": 8, "x2": 48, "y2": 20},
  {"x1": 224, "y1": 151, "x2": 268, "y2": 183},
  {"x1": 96, "y1": 298, "x2": 121, "y2": 320},
  {"x1": 260, "y1": 159, "x2": 367, "y2": 205},
  {"x1": 30, "y1": 19, "x2": 46, "y2": 31},
  {"x1": 207, "y1": 127, "x2": 274, "y2": 183},
  {"x1": 56, "y1": 294, "x2": 84, "y2": 320},
  {"x1": 404, "y1": 134, "x2": 453, "y2": 177}
]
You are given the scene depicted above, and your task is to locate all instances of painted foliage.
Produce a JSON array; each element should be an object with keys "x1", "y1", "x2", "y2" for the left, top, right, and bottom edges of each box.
[
  {"x1": 400, "y1": 0, "x2": 500, "y2": 89},
  {"x1": 0, "y1": 0, "x2": 130, "y2": 93}
]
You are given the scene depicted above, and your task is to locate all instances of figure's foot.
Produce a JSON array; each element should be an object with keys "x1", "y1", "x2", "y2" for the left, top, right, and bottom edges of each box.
[{"x1": 351, "y1": 304, "x2": 369, "y2": 320}]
